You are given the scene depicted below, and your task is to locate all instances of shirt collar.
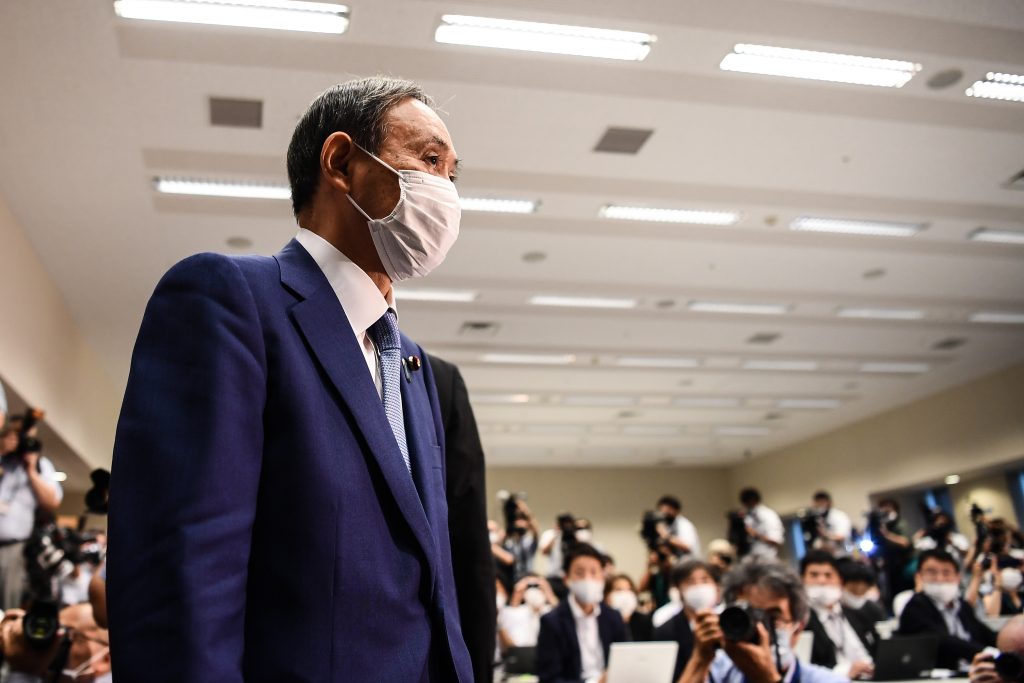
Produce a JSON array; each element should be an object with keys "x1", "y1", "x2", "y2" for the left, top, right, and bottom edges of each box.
[
  {"x1": 814, "y1": 602, "x2": 843, "y2": 621},
  {"x1": 294, "y1": 228, "x2": 394, "y2": 337},
  {"x1": 569, "y1": 594, "x2": 601, "y2": 619}
]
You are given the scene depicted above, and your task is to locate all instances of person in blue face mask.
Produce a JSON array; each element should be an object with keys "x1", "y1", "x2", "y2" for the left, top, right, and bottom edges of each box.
[{"x1": 109, "y1": 77, "x2": 472, "y2": 683}]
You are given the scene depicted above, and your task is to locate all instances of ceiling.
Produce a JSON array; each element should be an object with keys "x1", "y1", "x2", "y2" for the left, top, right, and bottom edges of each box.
[{"x1": 1, "y1": 0, "x2": 1023, "y2": 468}]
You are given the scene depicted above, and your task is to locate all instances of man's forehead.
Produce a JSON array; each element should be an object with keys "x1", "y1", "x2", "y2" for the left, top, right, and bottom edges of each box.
[{"x1": 383, "y1": 99, "x2": 456, "y2": 153}]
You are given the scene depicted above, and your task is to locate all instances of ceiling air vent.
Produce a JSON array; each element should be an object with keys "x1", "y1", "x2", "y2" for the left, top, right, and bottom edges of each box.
[
  {"x1": 458, "y1": 321, "x2": 500, "y2": 339},
  {"x1": 594, "y1": 127, "x2": 653, "y2": 154},
  {"x1": 747, "y1": 332, "x2": 780, "y2": 345},
  {"x1": 932, "y1": 337, "x2": 967, "y2": 351},
  {"x1": 210, "y1": 97, "x2": 263, "y2": 128}
]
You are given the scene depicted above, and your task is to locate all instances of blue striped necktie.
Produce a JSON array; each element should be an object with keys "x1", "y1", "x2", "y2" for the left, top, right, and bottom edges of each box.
[{"x1": 368, "y1": 310, "x2": 411, "y2": 474}]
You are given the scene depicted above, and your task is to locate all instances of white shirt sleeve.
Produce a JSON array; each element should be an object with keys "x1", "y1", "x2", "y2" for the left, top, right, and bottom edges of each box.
[
  {"x1": 828, "y1": 509, "x2": 852, "y2": 541},
  {"x1": 763, "y1": 506, "x2": 785, "y2": 544},
  {"x1": 38, "y1": 456, "x2": 64, "y2": 503},
  {"x1": 676, "y1": 517, "x2": 702, "y2": 557}
]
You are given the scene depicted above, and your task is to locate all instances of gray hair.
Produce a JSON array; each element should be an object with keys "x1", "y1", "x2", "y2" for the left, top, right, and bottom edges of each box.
[
  {"x1": 721, "y1": 557, "x2": 810, "y2": 624},
  {"x1": 286, "y1": 76, "x2": 435, "y2": 218}
]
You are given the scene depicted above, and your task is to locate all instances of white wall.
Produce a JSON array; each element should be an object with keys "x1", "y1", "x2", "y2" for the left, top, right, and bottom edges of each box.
[{"x1": 0, "y1": 196, "x2": 119, "y2": 469}]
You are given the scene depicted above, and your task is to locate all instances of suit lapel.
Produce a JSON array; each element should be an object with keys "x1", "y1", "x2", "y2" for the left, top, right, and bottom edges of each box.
[
  {"x1": 276, "y1": 240, "x2": 438, "y2": 583},
  {"x1": 400, "y1": 336, "x2": 441, "y2": 522}
]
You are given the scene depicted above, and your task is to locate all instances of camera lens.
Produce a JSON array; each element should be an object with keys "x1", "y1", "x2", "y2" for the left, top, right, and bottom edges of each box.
[{"x1": 996, "y1": 653, "x2": 1024, "y2": 682}]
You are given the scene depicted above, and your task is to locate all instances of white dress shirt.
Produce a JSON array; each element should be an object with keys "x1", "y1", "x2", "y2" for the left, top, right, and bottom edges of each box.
[
  {"x1": 746, "y1": 504, "x2": 785, "y2": 558},
  {"x1": 499, "y1": 604, "x2": 548, "y2": 647},
  {"x1": 568, "y1": 595, "x2": 605, "y2": 683},
  {"x1": 670, "y1": 514, "x2": 702, "y2": 558},
  {"x1": 928, "y1": 595, "x2": 970, "y2": 640},
  {"x1": 295, "y1": 228, "x2": 394, "y2": 399},
  {"x1": 823, "y1": 508, "x2": 853, "y2": 544},
  {"x1": 814, "y1": 603, "x2": 872, "y2": 676}
]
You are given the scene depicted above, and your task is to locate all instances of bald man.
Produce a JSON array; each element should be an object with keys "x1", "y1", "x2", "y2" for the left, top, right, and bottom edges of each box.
[{"x1": 969, "y1": 617, "x2": 1024, "y2": 683}]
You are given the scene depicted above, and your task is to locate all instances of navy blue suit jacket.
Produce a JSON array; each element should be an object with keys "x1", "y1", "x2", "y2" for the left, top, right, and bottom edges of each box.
[
  {"x1": 536, "y1": 601, "x2": 627, "y2": 683},
  {"x1": 108, "y1": 239, "x2": 473, "y2": 683}
]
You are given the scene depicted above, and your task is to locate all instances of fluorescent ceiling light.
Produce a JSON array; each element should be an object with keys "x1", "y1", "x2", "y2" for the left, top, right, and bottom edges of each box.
[
  {"x1": 966, "y1": 73, "x2": 1024, "y2": 103},
  {"x1": 435, "y1": 15, "x2": 654, "y2": 61},
  {"x1": 472, "y1": 393, "x2": 531, "y2": 404},
  {"x1": 460, "y1": 197, "x2": 539, "y2": 214},
  {"x1": 969, "y1": 311, "x2": 1024, "y2": 324},
  {"x1": 837, "y1": 307, "x2": 925, "y2": 320},
  {"x1": 53, "y1": 472, "x2": 68, "y2": 483},
  {"x1": 599, "y1": 204, "x2": 740, "y2": 226},
  {"x1": 562, "y1": 395, "x2": 637, "y2": 407},
  {"x1": 742, "y1": 359, "x2": 818, "y2": 372},
  {"x1": 969, "y1": 228, "x2": 1024, "y2": 245},
  {"x1": 114, "y1": 0, "x2": 350, "y2": 34},
  {"x1": 859, "y1": 362, "x2": 930, "y2": 374},
  {"x1": 394, "y1": 288, "x2": 477, "y2": 303},
  {"x1": 945, "y1": 475, "x2": 961, "y2": 486},
  {"x1": 154, "y1": 176, "x2": 290, "y2": 199},
  {"x1": 689, "y1": 301, "x2": 789, "y2": 315},
  {"x1": 623, "y1": 425, "x2": 680, "y2": 436},
  {"x1": 720, "y1": 43, "x2": 920, "y2": 88},
  {"x1": 716, "y1": 426, "x2": 771, "y2": 437},
  {"x1": 524, "y1": 424, "x2": 587, "y2": 435},
  {"x1": 674, "y1": 397, "x2": 741, "y2": 408},
  {"x1": 529, "y1": 295, "x2": 637, "y2": 309},
  {"x1": 616, "y1": 357, "x2": 700, "y2": 368},
  {"x1": 481, "y1": 353, "x2": 577, "y2": 365},
  {"x1": 791, "y1": 216, "x2": 924, "y2": 237},
  {"x1": 778, "y1": 398, "x2": 841, "y2": 410}
]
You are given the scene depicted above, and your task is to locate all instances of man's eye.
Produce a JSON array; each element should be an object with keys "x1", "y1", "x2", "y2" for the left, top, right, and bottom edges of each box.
[{"x1": 427, "y1": 155, "x2": 440, "y2": 166}]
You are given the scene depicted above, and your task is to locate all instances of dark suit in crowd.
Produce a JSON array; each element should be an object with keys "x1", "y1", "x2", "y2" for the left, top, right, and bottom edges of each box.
[
  {"x1": 652, "y1": 611, "x2": 694, "y2": 682},
  {"x1": 898, "y1": 592, "x2": 996, "y2": 669},
  {"x1": 806, "y1": 607, "x2": 878, "y2": 669},
  {"x1": 430, "y1": 354, "x2": 496, "y2": 683},
  {"x1": 537, "y1": 601, "x2": 627, "y2": 683}
]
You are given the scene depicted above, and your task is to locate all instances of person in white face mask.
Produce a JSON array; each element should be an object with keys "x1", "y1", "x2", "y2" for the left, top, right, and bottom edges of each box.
[
  {"x1": 800, "y1": 550, "x2": 878, "y2": 679},
  {"x1": 606, "y1": 574, "x2": 653, "y2": 642},
  {"x1": 536, "y1": 544, "x2": 627, "y2": 683},
  {"x1": 681, "y1": 558, "x2": 847, "y2": 683},
  {"x1": 653, "y1": 559, "x2": 723, "y2": 681},
  {"x1": 898, "y1": 549, "x2": 996, "y2": 671},
  {"x1": 499, "y1": 575, "x2": 559, "y2": 650},
  {"x1": 108, "y1": 77, "x2": 474, "y2": 683},
  {"x1": 836, "y1": 559, "x2": 886, "y2": 624}
]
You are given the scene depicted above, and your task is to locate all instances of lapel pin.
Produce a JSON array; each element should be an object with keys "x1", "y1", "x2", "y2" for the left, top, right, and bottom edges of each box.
[{"x1": 402, "y1": 355, "x2": 421, "y2": 382}]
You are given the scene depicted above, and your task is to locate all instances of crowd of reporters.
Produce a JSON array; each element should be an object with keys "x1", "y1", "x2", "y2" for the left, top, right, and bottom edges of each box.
[{"x1": 488, "y1": 486, "x2": 1024, "y2": 683}]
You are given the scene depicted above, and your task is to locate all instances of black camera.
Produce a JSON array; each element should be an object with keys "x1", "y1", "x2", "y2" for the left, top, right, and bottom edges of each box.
[
  {"x1": 798, "y1": 508, "x2": 826, "y2": 545},
  {"x1": 719, "y1": 605, "x2": 775, "y2": 644},
  {"x1": 640, "y1": 510, "x2": 669, "y2": 553},
  {"x1": 996, "y1": 652, "x2": 1024, "y2": 682},
  {"x1": 8, "y1": 408, "x2": 46, "y2": 469},
  {"x1": 497, "y1": 490, "x2": 529, "y2": 537},
  {"x1": 726, "y1": 511, "x2": 752, "y2": 557}
]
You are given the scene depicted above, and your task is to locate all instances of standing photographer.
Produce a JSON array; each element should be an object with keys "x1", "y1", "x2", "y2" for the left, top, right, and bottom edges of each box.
[{"x1": 0, "y1": 414, "x2": 63, "y2": 610}]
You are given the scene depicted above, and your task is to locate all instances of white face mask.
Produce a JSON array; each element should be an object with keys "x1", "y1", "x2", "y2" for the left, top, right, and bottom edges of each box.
[
  {"x1": 524, "y1": 587, "x2": 547, "y2": 610},
  {"x1": 683, "y1": 583, "x2": 719, "y2": 612},
  {"x1": 774, "y1": 626, "x2": 796, "y2": 672},
  {"x1": 571, "y1": 579, "x2": 605, "y2": 606},
  {"x1": 347, "y1": 144, "x2": 461, "y2": 283},
  {"x1": 608, "y1": 590, "x2": 638, "y2": 618},
  {"x1": 923, "y1": 582, "x2": 960, "y2": 605},
  {"x1": 806, "y1": 584, "x2": 843, "y2": 609},
  {"x1": 1002, "y1": 568, "x2": 1023, "y2": 591},
  {"x1": 841, "y1": 590, "x2": 869, "y2": 610}
]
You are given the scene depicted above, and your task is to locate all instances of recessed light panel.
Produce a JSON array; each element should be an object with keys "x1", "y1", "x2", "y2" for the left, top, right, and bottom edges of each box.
[
  {"x1": 616, "y1": 357, "x2": 700, "y2": 369},
  {"x1": 481, "y1": 353, "x2": 577, "y2": 365},
  {"x1": 689, "y1": 301, "x2": 789, "y2": 315},
  {"x1": 562, "y1": 395, "x2": 637, "y2": 407},
  {"x1": 720, "y1": 43, "x2": 920, "y2": 88},
  {"x1": 154, "y1": 177, "x2": 290, "y2": 199},
  {"x1": 435, "y1": 15, "x2": 655, "y2": 61},
  {"x1": 966, "y1": 73, "x2": 1024, "y2": 103},
  {"x1": 742, "y1": 360, "x2": 818, "y2": 372},
  {"x1": 460, "y1": 197, "x2": 539, "y2": 214},
  {"x1": 473, "y1": 393, "x2": 531, "y2": 404},
  {"x1": 673, "y1": 397, "x2": 741, "y2": 408},
  {"x1": 837, "y1": 307, "x2": 925, "y2": 320},
  {"x1": 394, "y1": 288, "x2": 478, "y2": 303},
  {"x1": 968, "y1": 228, "x2": 1024, "y2": 245},
  {"x1": 791, "y1": 216, "x2": 924, "y2": 237},
  {"x1": 969, "y1": 311, "x2": 1024, "y2": 324},
  {"x1": 114, "y1": 0, "x2": 350, "y2": 34},
  {"x1": 530, "y1": 295, "x2": 637, "y2": 309},
  {"x1": 859, "y1": 362, "x2": 930, "y2": 374},
  {"x1": 600, "y1": 204, "x2": 740, "y2": 225}
]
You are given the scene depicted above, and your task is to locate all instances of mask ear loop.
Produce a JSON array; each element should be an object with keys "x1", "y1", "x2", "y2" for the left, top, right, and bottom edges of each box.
[{"x1": 62, "y1": 645, "x2": 111, "y2": 679}]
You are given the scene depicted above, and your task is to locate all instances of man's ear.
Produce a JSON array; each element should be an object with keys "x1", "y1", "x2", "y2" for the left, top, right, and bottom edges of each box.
[{"x1": 320, "y1": 132, "x2": 356, "y2": 195}]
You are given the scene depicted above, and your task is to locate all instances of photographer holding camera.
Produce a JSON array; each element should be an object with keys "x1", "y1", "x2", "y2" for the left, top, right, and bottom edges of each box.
[
  {"x1": 680, "y1": 558, "x2": 846, "y2": 683},
  {"x1": 970, "y1": 617, "x2": 1024, "y2": 683},
  {"x1": 0, "y1": 413, "x2": 63, "y2": 610}
]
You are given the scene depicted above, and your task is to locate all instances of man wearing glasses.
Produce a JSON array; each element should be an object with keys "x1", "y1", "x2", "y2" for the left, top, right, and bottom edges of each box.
[{"x1": 680, "y1": 559, "x2": 847, "y2": 683}]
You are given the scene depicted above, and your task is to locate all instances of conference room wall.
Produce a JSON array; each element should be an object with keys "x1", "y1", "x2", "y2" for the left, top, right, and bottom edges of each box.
[
  {"x1": 727, "y1": 361, "x2": 1024, "y2": 526},
  {"x1": 950, "y1": 471, "x2": 1017, "y2": 538},
  {"x1": 0, "y1": 195, "x2": 120, "y2": 470},
  {"x1": 486, "y1": 465, "x2": 732, "y2": 583}
]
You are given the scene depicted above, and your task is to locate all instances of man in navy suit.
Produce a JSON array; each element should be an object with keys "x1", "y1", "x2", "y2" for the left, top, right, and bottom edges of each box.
[
  {"x1": 536, "y1": 544, "x2": 627, "y2": 683},
  {"x1": 108, "y1": 77, "x2": 471, "y2": 683}
]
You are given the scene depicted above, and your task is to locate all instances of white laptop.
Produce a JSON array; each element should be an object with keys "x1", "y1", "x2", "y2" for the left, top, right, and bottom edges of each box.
[{"x1": 606, "y1": 641, "x2": 679, "y2": 683}]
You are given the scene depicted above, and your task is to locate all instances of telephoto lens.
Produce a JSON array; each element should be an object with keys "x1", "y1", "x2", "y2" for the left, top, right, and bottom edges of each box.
[
  {"x1": 719, "y1": 605, "x2": 770, "y2": 644},
  {"x1": 995, "y1": 653, "x2": 1024, "y2": 682}
]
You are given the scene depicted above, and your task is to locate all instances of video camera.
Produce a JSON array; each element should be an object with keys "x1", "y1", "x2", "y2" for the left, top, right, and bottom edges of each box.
[
  {"x1": 497, "y1": 490, "x2": 528, "y2": 538},
  {"x1": 640, "y1": 510, "x2": 671, "y2": 556},
  {"x1": 7, "y1": 408, "x2": 46, "y2": 471},
  {"x1": 726, "y1": 510, "x2": 752, "y2": 557},
  {"x1": 797, "y1": 507, "x2": 826, "y2": 546}
]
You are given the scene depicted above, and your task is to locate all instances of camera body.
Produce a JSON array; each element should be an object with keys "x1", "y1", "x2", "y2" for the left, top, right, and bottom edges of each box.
[
  {"x1": 797, "y1": 508, "x2": 826, "y2": 545},
  {"x1": 719, "y1": 604, "x2": 774, "y2": 644},
  {"x1": 996, "y1": 652, "x2": 1024, "y2": 682},
  {"x1": 497, "y1": 490, "x2": 529, "y2": 538},
  {"x1": 727, "y1": 510, "x2": 752, "y2": 557},
  {"x1": 640, "y1": 510, "x2": 669, "y2": 553}
]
